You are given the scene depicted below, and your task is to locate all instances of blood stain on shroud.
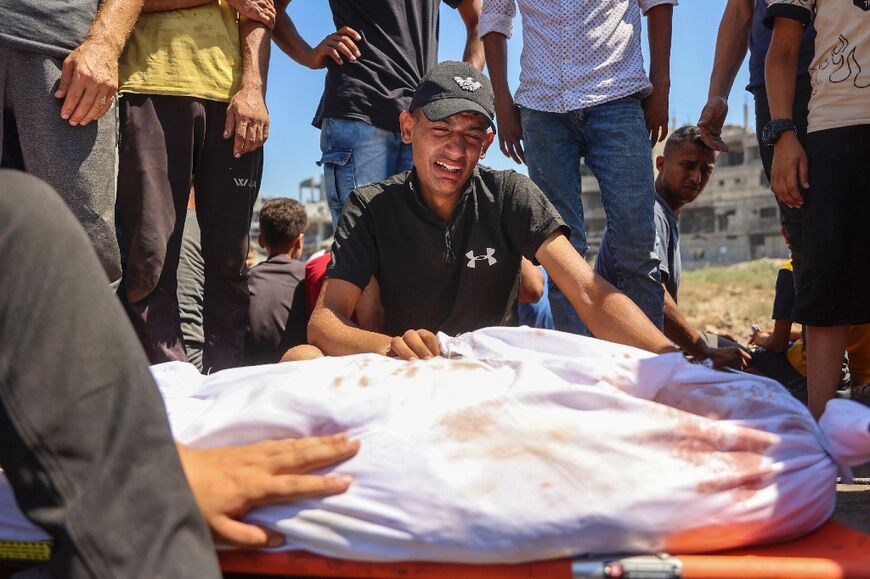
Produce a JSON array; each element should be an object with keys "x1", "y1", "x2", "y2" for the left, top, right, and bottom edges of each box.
[{"x1": 664, "y1": 414, "x2": 775, "y2": 500}]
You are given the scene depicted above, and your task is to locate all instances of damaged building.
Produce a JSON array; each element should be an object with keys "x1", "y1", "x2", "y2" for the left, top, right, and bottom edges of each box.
[{"x1": 582, "y1": 124, "x2": 788, "y2": 269}]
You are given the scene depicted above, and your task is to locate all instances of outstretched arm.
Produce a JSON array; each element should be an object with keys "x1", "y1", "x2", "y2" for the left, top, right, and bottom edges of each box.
[
  {"x1": 698, "y1": 0, "x2": 753, "y2": 151},
  {"x1": 457, "y1": 0, "x2": 485, "y2": 70},
  {"x1": 536, "y1": 232, "x2": 676, "y2": 353},
  {"x1": 224, "y1": 15, "x2": 272, "y2": 158},
  {"x1": 749, "y1": 319, "x2": 795, "y2": 353},
  {"x1": 55, "y1": 0, "x2": 144, "y2": 126},
  {"x1": 663, "y1": 287, "x2": 750, "y2": 368}
]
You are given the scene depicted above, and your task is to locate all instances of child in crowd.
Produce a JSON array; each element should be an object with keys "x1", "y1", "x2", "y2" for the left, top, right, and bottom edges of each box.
[
  {"x1": 750, "y1": 254, "x2": 870, "y2": 406},
  {"x1": 245, "y1": 198, "x2": 311, "y2": 365}
]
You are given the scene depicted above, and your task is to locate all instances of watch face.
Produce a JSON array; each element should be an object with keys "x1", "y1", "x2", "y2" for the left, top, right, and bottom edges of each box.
[
  {"x1": 762, "y1": 120, "x2": 794, "y2": 146},
  {"x1": 761, "y1": 123, "x2": 775, "y2": 146}
]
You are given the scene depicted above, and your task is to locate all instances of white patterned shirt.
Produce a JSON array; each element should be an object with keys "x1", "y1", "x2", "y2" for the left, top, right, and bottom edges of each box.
[{"x1": 480, "y1": 0, "x2": 678, "y2": 113}]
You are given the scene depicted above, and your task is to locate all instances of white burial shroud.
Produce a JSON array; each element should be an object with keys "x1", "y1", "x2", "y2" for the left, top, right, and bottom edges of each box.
[{"x1": 2, "y1": 327, "x2": 869, "y2": 562}]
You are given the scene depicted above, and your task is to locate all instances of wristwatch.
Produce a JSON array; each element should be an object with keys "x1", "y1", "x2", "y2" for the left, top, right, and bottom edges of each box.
[{"x1": 761, "y1": 119, "x2": 797, "y2": 147}]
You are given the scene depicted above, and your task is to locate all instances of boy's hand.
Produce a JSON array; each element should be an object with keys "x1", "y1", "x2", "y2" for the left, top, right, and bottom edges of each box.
[{"x1": 770, "y1": 131, "x2": 808, "y2": 209}]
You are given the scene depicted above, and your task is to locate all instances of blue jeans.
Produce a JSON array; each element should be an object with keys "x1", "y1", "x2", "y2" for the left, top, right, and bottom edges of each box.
[
  {"x1": 520, "y1": 97, "x2": 663, "y2": 334},
  {"x1": 319, "y1": 117, "x2": 414, "y2": 230}
]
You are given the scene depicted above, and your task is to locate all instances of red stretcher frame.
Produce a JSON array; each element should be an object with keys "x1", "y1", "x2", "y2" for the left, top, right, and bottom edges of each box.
[{"x1": 218, "y1": 520, "x2": 870, "y2": 579}]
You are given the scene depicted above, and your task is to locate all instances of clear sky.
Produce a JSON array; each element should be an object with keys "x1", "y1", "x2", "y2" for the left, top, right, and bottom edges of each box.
[{"x1": 261, "y1": 1, "x2": 750, "y2": 198}]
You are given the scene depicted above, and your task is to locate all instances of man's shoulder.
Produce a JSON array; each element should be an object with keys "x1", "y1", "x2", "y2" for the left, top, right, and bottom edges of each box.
[
  {"x1": 351, "y1": 171, "x2": 411, "y2": 204},
  {"x1": 654, "y1": 197, "x2": 676, "y2": 229},
  {"x1": 250, "y1": 257, "x2": 306, "y2": 281},
  {"x1": 476, "y1": 165, "x2": 537, "y2": 198}
]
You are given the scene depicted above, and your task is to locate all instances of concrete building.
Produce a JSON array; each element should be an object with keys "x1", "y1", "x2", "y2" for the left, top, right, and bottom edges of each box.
[
  {"x1": 250, "y1": 176, "x2": 334, "y2": 262},
  {"x1": 581, "y1": 124, "x2": 787, "y2": 269}
]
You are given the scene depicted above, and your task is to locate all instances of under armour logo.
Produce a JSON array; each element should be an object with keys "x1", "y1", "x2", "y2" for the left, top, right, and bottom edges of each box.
[
  {"x1": 233, "y1": 178, "x2": 257, "y2": 188},
  {"x1": 466, "y1": 248, "x2": 497, "y2": 268},
  {"x1": 453, "y1": 76, "x2": 482, "y2": 92}
]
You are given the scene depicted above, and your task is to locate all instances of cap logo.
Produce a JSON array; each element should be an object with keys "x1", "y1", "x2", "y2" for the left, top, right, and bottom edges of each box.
[{"x1": 453, "y1": 76, "x2": 482, "y2": 92}]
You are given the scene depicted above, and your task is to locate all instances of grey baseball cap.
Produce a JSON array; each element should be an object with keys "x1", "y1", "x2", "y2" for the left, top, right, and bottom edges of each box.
[{"x1": 409, "y1": 61, "x2": 495, "y2": 129}]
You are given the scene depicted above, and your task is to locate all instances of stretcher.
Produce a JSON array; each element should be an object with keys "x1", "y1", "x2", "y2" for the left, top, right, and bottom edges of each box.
[
  {"x1": 2, "y1": 520, "x2": 866, "y2": 579},
  {"x1": 215, "y1": 519, "x2": 870, "y2": 579}
]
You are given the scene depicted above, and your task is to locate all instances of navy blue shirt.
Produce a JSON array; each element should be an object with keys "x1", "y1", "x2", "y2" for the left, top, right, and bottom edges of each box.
[{"x1": 747, "y1": 0, "x2": 815, "y2": 91}]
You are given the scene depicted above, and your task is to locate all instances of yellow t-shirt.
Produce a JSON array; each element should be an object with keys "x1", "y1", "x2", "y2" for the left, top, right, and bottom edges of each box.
[
  {"x1": 787, "y1": 324, "x2": 870, "y2": 384},
  {"x1": 119, "y1": 1, "x2": 241, "y2": 103}
]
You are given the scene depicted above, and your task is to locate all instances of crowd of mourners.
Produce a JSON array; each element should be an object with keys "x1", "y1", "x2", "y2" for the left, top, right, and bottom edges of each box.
[{"x1": 0, "y1": 0, "x2": 868, "y2": 576}]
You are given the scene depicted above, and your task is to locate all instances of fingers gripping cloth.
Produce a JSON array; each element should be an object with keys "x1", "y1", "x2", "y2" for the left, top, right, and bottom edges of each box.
[{"x1": 2, "y1": 327, "x2": 868, "y2": 562}]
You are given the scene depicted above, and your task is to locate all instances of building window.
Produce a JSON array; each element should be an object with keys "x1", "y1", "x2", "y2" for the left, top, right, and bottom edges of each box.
[
  {"x1": 760, "y1": 207, "x2": 778, "y2": 219},
  {"x1": 717, "y1": 209, "x2": 736, "y2": 232}
]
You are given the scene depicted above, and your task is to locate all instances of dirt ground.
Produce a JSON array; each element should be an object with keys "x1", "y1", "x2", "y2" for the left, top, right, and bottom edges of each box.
[
  {"x1": 679, "y1": 258, "x2": 782, "y2": 342},
  {"x1": 836, "y1": 463, "x2": 870, "y2": 534},
  {"x1": 680, "y1": 259, "x2": 870, "y2": 533}
]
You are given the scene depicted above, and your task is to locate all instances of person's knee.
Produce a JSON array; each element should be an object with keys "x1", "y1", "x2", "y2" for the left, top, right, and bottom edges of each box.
[
  {"x1": 214, "y1": 252, "x2": 247, "y2": 283},
  {"x1": 125, "y1": 256, "x2": 168, "y2": 304},
  {"x1": 0, "y1": 170, "x2": 66, "y2": 230},
  {"x1": 280, "y1": 344, "x2": 323, "y2": 362}
]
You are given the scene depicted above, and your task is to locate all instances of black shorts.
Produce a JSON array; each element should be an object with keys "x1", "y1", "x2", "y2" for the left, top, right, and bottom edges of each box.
[{"x1": 793, "y1": 124, "x2": 870, "y2": 326}]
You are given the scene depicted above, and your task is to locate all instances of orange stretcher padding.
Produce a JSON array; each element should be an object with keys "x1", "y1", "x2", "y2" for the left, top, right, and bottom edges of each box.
[{"x1": 218, "y1": 520, "x2": 870, "y2": 579}]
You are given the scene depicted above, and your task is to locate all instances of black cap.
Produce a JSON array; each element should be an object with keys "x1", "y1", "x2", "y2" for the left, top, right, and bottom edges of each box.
[{"x1": 409, "y1": 61, "x2": 495, "y2": 129}]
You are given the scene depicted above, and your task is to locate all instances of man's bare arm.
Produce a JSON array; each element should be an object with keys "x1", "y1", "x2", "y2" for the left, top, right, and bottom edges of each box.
[
  {"x1": 55, "y1": 0, "x2": 143, "y2": 126},
  {"x1": 662, "y1": 287, "x2": 708, "y2": 358},
  {"x1": 458, "y1": 0, "x2": 485, "y2": 70},
  {"x1": 483, "y1": 32, "x2": 525, "y2": 164},
  {"x1": 749, "y1": 318, "x2": 794, "y2": 353},
  {"x1": 224, "y1": 16, "x2": 271, "y2": 158},
  {"x1": 536, "y1": 232, "x2": 676, "y2": 353},
  {"x1": 310, "y1": 279, "x2": 392, "y2": 356},
  {"x1": 643, "y1": 3, "x2": 673, "y2": 145},
  {"x1": 698, "y1": 0, "x2": 753, "y2": 151},
  {"x1": 765, "y1": 18, "x2": 806, "y2": 208},
  {"x1": 663, "y1": 286, "x2": 749, "y2": 368},
  {"x1": 309, "y1": 279, "x2": 440, "y2": 360},
  {"x1": 272, "y1": 1, "x2": 361, "y2": 68}
]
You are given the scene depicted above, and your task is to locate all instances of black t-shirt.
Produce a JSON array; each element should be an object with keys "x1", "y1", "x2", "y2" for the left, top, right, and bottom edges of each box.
[
  {"x1": 314, "y1": 0, "x2": 461, "y2": 133},
  {"x1": 245, "y1": 255, "x2": 309, "y2": 365},
  {"x1": 327, "y1": 167, "x2": 569, "y2": 336}
]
